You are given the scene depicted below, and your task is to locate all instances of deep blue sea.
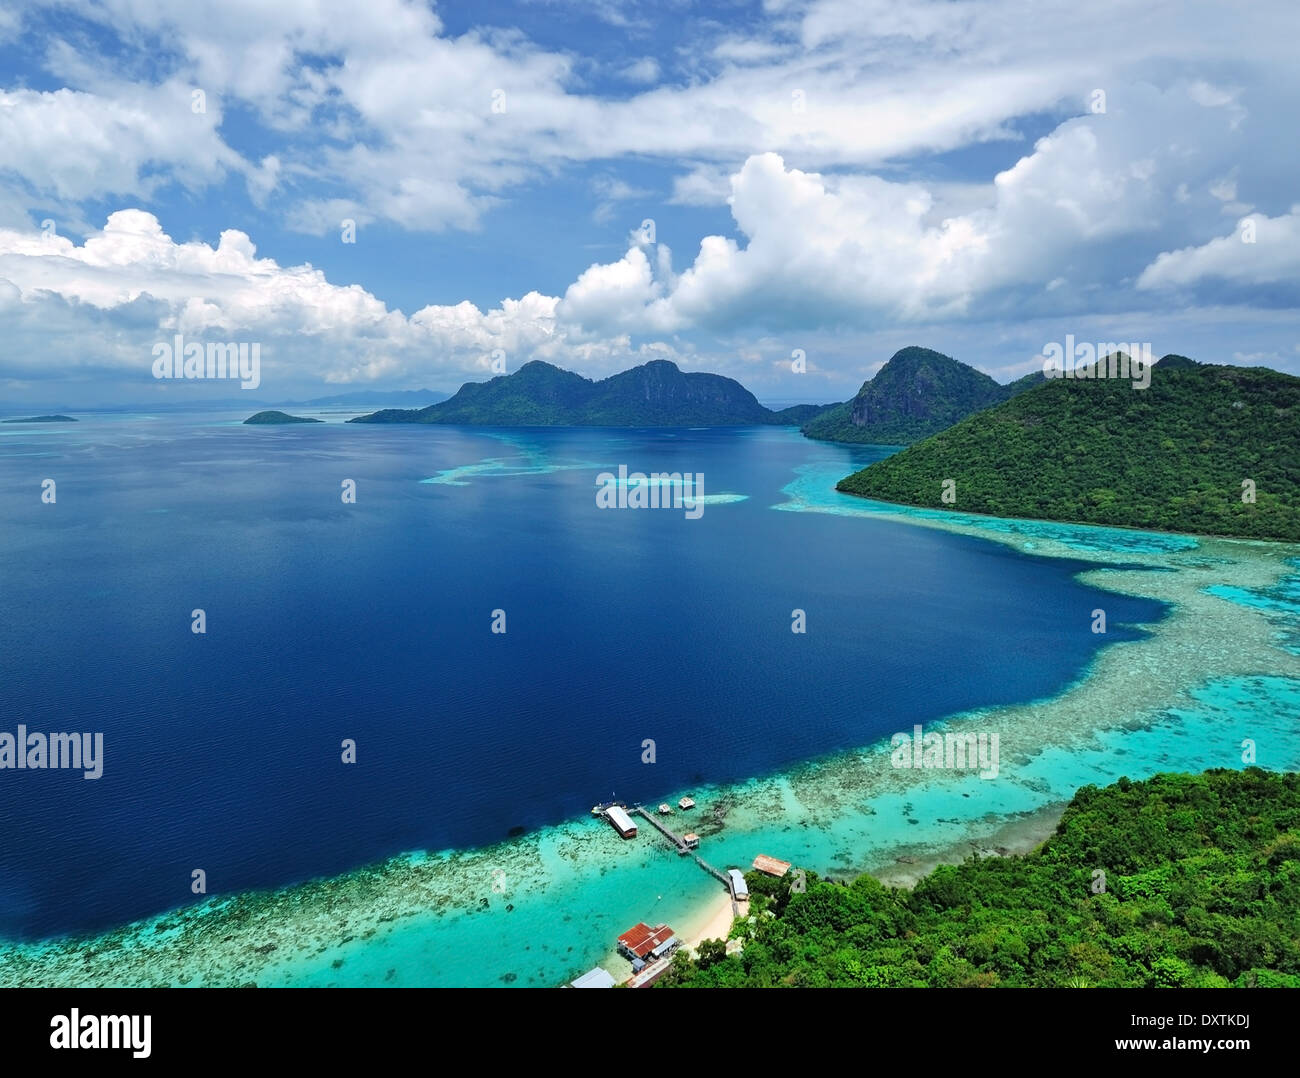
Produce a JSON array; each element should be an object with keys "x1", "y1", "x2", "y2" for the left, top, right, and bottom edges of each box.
[{"x1": 0, "y1": 414, "x2": 1164, "y2": 939}]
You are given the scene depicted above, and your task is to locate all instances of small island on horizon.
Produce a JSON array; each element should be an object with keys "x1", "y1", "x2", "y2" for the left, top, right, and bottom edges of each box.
[
  {"x1": 2, "y1": 414, "x2": 77, "y2": 423},
  {"x1": 243, "y1": 411, "x2": 323, "y2": 425}
]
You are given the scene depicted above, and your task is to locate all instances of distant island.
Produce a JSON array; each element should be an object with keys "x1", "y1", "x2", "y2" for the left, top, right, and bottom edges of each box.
[
  {"x1": 243, "y1": 411, "x2": 323, "y2": 425},
  {"x1": 9, "y1": 390, "x2": 450, "y2": 415},
  {"x1": 2, "y1": 414, "x2": 77, "y2": 423},
  {"x1": 802, "y1": 346, "x2": 1043, "y2": 445},
  {"x1": 350, "y1": 359, "x2": 839, "y2": 428},
  {"x1": 662, "y1": 768, "x2": 1300, "y2": 987},
  {"x1": 837, "y1": 355, "x2": 1300, "y2": 541}
]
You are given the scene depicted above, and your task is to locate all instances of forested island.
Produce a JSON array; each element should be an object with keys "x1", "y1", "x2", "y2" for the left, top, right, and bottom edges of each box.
[
  {"x1": 243, "y1": 411, "x2": 323, "y2": 424},
  {"x1": 663, "y1": 769, "x2": 1300, "y2": 988},
  {"x1": 837, "y1": 358, "x2": 1300, "y2": 541},
  {"x1": 350, "y1": 359, "x2": 837, "y2": 428}
]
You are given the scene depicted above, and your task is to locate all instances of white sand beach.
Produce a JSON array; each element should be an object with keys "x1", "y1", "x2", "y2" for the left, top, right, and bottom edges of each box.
[{"x1": 680, "y1": 890, "x2": 736, "y2": 955}]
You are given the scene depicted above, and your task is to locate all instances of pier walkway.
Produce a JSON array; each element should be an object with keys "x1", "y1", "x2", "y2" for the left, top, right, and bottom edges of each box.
[{"x1": 630, "y1": 805, "x2": 730, "y2": 887}]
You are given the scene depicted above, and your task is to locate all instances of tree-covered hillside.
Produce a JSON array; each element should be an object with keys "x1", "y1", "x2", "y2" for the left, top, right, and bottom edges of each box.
[
  {"x1": 802, "y1": 346, "x2": 1040, "y2": 445},
  {"x1": 836, "y1": 361, "x2": 1300, "y2": 540},
  {"x1": 663, "y1": 769, "x2": 1300, "y2": 988}
]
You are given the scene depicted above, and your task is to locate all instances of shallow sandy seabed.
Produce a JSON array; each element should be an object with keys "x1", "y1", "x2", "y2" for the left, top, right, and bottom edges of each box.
[{"x1": 4, "y1": 466, "x2": 1299, "y2": 987}]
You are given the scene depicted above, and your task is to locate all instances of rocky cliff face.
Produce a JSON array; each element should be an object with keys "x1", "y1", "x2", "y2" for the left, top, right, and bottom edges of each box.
[
  {"x1": 803, "y1": 346, "x2": 1037, "y2": 444},
  {"x1": 848, "y1": 347, "x2": 1003, "y2": 431}
]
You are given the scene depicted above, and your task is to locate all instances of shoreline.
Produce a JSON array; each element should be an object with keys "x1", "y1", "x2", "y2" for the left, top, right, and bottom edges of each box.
[
  {"x1": 833, "y1": 487, "x2": 1298, "y2": 546},
  {"x1": 679, "y1": 890, "x2": 736, "y2": 955},
  {"x1": 864, "y1": 800, "x2": 1068, "y2": 889},
  {"x1": 3, "y1": 472, "x2": 1299, "y2": 986},
  {"x1": 665, "y1": 800, "x2": 1068, "y2": 958}
]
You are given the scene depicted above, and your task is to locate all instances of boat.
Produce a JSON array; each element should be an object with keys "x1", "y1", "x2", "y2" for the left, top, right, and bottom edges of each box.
[{"x1": 678, "y1": 797, "x2": 696, "y2": 810}]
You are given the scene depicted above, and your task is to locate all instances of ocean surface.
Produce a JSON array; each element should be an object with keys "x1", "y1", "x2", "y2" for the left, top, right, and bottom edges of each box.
[{"x1": 0, "y1": 413, "x2": 1168, "y2": 942}]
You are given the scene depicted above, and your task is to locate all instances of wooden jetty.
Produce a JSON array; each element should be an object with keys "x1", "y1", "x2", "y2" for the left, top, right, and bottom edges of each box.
[{"x1": 630, "y1": 805, "x2": 729, "y2": 886}]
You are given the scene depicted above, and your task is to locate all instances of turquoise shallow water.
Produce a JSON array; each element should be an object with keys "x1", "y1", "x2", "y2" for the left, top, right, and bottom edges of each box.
[
  {"x1": 1206, "y1": 559, "x2": 1300, "y2": 655},
  {"x1": 262, "y1": 676, "x2": 1300, "y2": 990},
  {"x1": 3, "y1": 432, "x2": 1298, "y2": 987}
]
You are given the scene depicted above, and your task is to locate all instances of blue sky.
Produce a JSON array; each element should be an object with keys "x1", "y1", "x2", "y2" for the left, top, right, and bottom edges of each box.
[{"x1": 0, "y1": 0, "x2": 1297, "y2": 405}]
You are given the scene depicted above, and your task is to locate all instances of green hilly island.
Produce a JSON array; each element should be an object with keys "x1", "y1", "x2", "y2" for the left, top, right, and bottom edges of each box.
[
  {"x1": 837, "y1": 358, "x2": 1300, "y2": 541},
  {"x1": 350, "y1": 358, "x2": 836, "y2": 428},
  {"x1": 663, "y1": 768, "x2": 1300, "y2": 988},
  {"x1": 802, "y1": 346, "x2": 1043, "y2": 445},
  {"x1": 243, "y1": 410, "x2": 322, "y2": 425}
]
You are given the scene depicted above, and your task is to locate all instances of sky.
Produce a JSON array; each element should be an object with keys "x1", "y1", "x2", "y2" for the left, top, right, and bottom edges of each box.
[{"x1": 0, "y1": 0, "x2": 1297, "y2": 406}]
